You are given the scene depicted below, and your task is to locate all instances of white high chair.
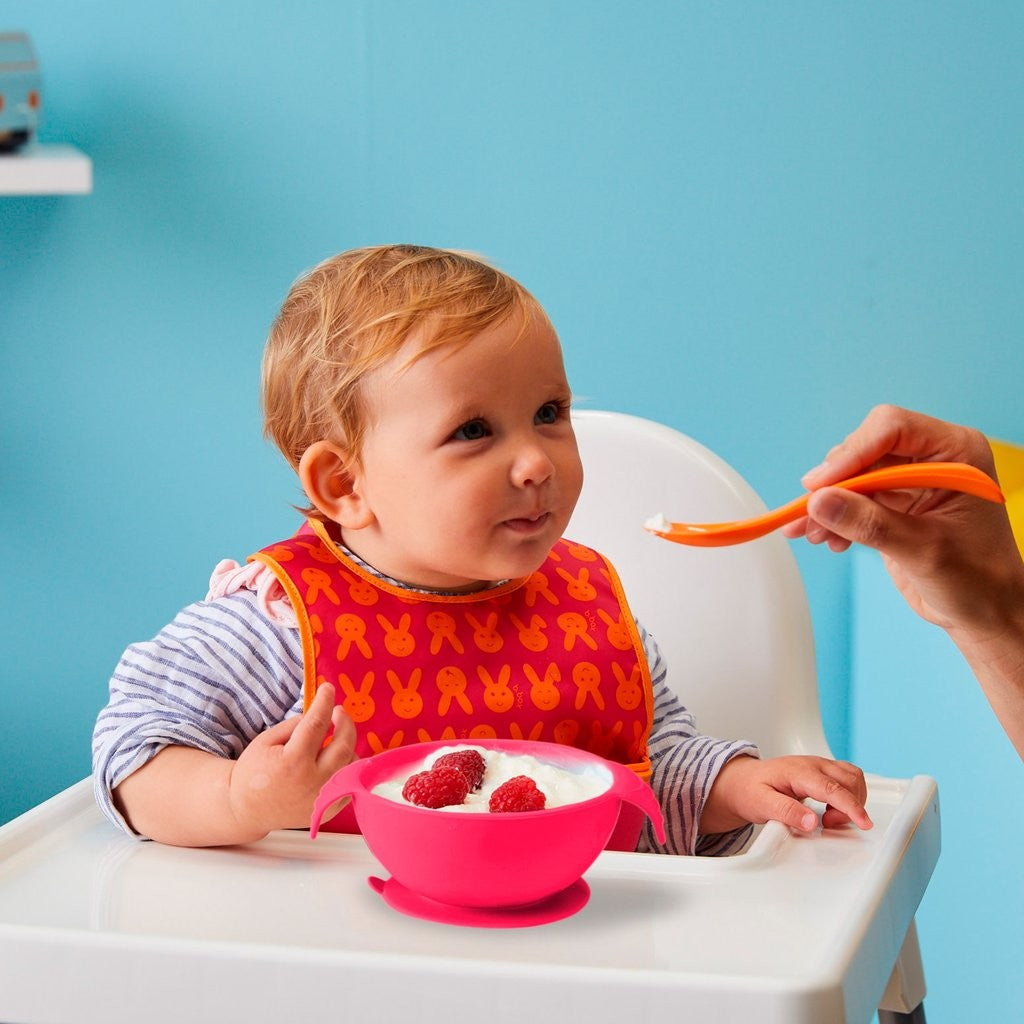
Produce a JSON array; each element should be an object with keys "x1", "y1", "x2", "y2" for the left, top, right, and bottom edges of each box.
[
  {"x1": 0, "y1": 411, "x2": 938, "y2": 1024},
  {"x1": 569, "y1": 409, "x2": 829, "y2": 761},
  {"x1": 568, "y1": 410, "x2": 934, "y2": 1024}
]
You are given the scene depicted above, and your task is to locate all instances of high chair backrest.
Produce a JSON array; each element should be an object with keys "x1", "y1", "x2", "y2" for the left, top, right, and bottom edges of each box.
[{"x1": 567, "y1": 410, "x2": 831, "y2": 759}]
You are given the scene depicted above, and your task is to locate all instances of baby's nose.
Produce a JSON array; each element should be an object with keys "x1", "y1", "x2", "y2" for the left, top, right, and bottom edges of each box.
[{"x1": 511, "y1": 442, "x2": 555, "y2": 487}]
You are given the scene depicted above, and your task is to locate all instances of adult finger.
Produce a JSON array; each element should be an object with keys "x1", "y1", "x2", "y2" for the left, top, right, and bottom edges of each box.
[
  {"x1": 801, "y1": 405, "x2": 911, "y2": 488},
  {"x1": 804, "y1": 488, "x2": 920, "y2": 559},
  {"x1": 803, "y1": 405, "x2": 991, "y2": 491}
]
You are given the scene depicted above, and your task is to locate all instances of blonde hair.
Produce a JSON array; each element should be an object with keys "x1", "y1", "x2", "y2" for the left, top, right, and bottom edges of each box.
[{"x1": 262, "y1": 245, "x2": 544, "y2": 480}]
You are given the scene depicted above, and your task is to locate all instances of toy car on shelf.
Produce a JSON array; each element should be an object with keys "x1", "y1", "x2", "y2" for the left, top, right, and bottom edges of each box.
[{"x1": 0, "y1": 32, "x2": 41, "y2": 152}]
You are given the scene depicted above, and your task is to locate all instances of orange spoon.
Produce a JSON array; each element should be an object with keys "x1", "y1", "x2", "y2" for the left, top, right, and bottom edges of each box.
[{"x1": 644, "y1": 461, "x2": 1005, "y2": 547}]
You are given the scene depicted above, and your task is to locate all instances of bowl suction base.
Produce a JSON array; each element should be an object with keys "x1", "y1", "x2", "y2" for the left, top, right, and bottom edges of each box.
[{"x1": 367, "y1": 876, "x2": 590, "y2": 928}]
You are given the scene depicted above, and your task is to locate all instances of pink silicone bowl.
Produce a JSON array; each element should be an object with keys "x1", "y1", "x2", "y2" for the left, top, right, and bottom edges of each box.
[{"x1": 310, "y1": 739, "x2": 666, "y2": 909}]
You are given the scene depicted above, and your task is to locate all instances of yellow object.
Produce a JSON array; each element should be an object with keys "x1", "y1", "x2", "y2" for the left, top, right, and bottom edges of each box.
[{"x1": 990, "y1": 437, "x2": 1024, "y2": 556}]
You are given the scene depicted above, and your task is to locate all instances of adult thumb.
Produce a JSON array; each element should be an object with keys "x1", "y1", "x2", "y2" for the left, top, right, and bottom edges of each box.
[{"x1": 805, "y1": 487, "x2": 902, "y2": 553}]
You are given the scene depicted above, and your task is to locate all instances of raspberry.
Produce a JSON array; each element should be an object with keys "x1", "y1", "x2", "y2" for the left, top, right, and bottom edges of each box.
[
  {"x1": 433, "y1": 749, "x2": 486, "y2": 791},
  {"x1": 488, "y1": 775, "x2": 547, "y2": 813},
  {"x1": 402, "y1": 765, "x2": 470, "y2": 809}
]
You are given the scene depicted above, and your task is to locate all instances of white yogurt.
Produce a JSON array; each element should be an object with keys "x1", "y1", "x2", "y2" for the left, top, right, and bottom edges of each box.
[
  {"x1": 373, "y1": 745, "x2": 611, "y2": 812},
  {"x1": 643, "y1": 512, "x2": 672, "y2": 534}
]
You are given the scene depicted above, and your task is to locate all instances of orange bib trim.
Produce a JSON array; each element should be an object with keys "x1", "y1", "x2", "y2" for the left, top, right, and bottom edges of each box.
[{"x1": 251, "y1": 521, "x2": 654, "y2": 778}]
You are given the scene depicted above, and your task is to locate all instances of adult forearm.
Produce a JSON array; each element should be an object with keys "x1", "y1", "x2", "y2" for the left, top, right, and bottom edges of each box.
[{"x1": 951, "y1": 605, "x2": 1024, "y2": 760}]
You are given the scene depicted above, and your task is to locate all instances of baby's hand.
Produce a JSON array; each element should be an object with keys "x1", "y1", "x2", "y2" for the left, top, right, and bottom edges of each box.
[
  {"x1": 702, "y1": 755, "x2": 873, "y2": 836},
  {"x1": 228, "y1": 684, "x2": 357, "y2": 836}
]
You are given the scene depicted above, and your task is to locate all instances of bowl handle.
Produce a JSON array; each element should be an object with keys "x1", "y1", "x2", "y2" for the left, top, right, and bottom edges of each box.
[
  {"x1": 309, "y1": 760, "x2": 363, "y2": 839},
  {"x1": 610, "y1": 766, "x2": 666, "y2": 846}
]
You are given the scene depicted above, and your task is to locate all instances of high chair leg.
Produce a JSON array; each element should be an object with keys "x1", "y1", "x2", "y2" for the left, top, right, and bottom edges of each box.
[
  {"x1": 877, "y1": 918, "x2": 926, "y2": 1022},
  {"x1": 878, "y1": 1009, "x2": 926, "y2": 1024}
]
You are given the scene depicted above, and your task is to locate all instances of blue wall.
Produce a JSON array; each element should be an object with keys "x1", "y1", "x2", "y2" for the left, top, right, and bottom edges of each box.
[
  {"x1": 2, "y1": 3, "x2": 1022, "y2": 1017},
  {"x1": 851, "y1": 549, "x2": 1023, "y2": 1023}
]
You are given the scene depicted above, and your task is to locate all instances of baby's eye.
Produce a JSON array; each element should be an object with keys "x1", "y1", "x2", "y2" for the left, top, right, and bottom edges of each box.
[
  {"x1": 535, "y1": 401, "x2": 564, "y2": 425},
  {"x1": 452, "y1": 419, "x2": 490, "y2": 442}
]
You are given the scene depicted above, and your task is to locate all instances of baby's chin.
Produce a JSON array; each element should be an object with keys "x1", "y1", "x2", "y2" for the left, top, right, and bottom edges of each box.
[{"x1": 411, "y1": 527, "x2": 569, "y2": 592}]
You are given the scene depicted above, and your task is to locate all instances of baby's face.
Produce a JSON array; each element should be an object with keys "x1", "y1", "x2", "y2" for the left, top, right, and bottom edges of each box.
[{"x1": 343, "y1": 312, "x2": 583, "y2": 591}]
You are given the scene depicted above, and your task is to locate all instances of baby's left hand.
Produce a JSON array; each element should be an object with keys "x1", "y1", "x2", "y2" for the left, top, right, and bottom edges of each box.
[{"x1": 702, "y1": 755, "x2": 873, "y2": 836}]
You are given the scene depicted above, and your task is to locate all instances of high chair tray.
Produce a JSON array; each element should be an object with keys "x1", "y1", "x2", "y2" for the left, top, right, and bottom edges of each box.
[{"x1": 0, "y1": 774, "x2": 938, "y2": 1024}]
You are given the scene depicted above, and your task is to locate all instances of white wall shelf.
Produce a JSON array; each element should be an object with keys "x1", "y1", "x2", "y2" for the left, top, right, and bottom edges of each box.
[{"x1": 0, "y1": 143, "x2": 92, "y2": 195}]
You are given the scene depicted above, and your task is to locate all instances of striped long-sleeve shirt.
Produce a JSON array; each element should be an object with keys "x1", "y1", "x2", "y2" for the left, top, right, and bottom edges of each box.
[{"x1": 93, "y1": 569, "x2": 757, "y2": 855}]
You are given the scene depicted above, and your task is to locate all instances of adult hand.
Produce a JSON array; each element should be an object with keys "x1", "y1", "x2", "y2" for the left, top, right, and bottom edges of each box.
[
  {"x1": 783, "y1": 404, "x2": 1019, "y2": 638},
  {"x1": 784, "y1": 404, "x2": 1024, "y2": 759}
]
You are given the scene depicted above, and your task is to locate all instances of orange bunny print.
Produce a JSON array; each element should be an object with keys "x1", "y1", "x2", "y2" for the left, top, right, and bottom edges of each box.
[
  {"x1": 337, "y1": 671, "x2": 375, "y2": 722},
  {"x1": 509, "y1": 721, "x2": 545, "y2": 741},
  {"x1": 376, "y1": 612, "x2": 415, "y2": 657},
  {"x1": 436, "y1": 665, "x2": 473, "y2": 716},
  {"x1": 627, "y1": 720, "x2": 647, "y2": 762},
  {"x1": 387, "y1": 668, "x2": 424, "y2": 720},
  {"x1": 427, "y1": 610, "x2": 464, "y2": 654},
  {"x1": 295, "y1": 540, "x2": 340, "y2": 565},
  {"x1": 336, "y1": 567, "x2": 379, "y2": 607},
  {"x1": 335, "y1": 613, "x2": 372, "y2": 659},
  {"x1": 553, "y1": 718, "x2": 580, "y2": 746},
  {"x1": 523, "y1": 662, "x2": 561, "y2": 711},
  {"x1": 558, "y1": 611, "x2": 599, "y2": 652},
  {"x1": 415, "y1": 725, "x2": 458, "y2": 743},
  {"x1": 302, "y1": 567, "x2": 341, "y2": 606},
  {"x1": 261, "y1": 543, "x2": 295, "y2": 563},
  {"x1": 588, "y1": 719, "x2": 624, "y2": 758},
  {"x1": 563, "y1": 541, "x2": 598, "y2": 563},
  {"x1": 523, "y1": 571, "x2": 559, "y2": 607},
  {"x1": 366, "y1": 730, "x2": 405, "y2": 754},
  {"x1": 598, "y1": 608, "x2": 634, "y2": 651},
  {"x1": 309, "y1": 612, "x2": 324, "y2": 658},
  {"x1": 572, "y1": 661, "x2": 605, "y2": 711},
  {"x1": 556, "y1": 566, "x2": 598, "y2": 601},
  {"x1": 465, "y1": 611, "x2": 504, "y2": 653},
  {"x1": 477, "y1": 664, "x2": 515, "y2": 713},
  {"x1": 612, "y1": 662, "x2": 643, "y2": 711},
  {"x1": 510, "y1": 612, "x2": 549, "y2": 652}
]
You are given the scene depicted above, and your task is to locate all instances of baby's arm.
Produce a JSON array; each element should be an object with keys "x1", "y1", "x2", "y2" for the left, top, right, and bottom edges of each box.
[
  {"x1": 93, "y1": 590, "x2": 355, "y2": 846},
  {"x1": 636, "y1": 622, "x2": 871, "y2": 851},
  {"x1": 114, "y1": 683, "x2": 356, "y2": 846},
  {"x1": 637, "y1": 624, "x2": 758, "y2": 856},
  {"x1": 701, "y1": 754, "x2": 873, "y2": 835}
]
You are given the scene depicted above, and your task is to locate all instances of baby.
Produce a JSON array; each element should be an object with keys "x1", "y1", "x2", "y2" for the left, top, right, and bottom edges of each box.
[{"x1": 93, "y1": 245, "x2": 871, "y2": 849}]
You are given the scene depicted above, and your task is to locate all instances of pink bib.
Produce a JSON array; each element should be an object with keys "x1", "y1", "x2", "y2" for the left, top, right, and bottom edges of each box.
[{"x1": 252, "y1": 520, "x2": 654, "y2": 828}]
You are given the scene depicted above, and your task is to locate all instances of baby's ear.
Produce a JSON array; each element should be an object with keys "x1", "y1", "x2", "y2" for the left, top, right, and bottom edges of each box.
[{"x1": 298, "y1": 441, "x2": 373, "y2": 528}]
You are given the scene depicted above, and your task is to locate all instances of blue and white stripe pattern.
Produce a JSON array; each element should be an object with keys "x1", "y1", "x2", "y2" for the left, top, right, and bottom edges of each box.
[{"x1": 93, "y1": 586, "x2": 757, "y2": 854}]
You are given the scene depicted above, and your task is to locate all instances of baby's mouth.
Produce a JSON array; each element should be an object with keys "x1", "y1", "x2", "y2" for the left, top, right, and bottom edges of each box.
[{"x1": 502, "y1": 511, "x2": 551, "y2": 533}]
